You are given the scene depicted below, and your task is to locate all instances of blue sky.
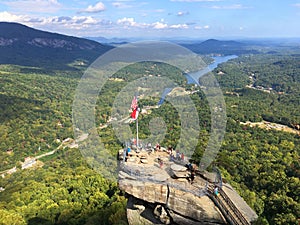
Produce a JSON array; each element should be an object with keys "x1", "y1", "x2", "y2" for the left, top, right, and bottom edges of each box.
[{"x1": 0, "y1": 0, "x2": 300, "y2": 39}]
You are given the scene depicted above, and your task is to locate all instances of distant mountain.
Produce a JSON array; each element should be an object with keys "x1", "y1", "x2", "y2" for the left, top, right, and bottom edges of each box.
[
  {"x1": 86, "y1": 36, "x2": 125, "y2": 43},
  {"x1": 181, "y1": 39, "x2": 259, "y2": 55},
  {"x1": 85, "y1": 37, "x2": 259, "y2": 55},
  {"x1": 85, "y1": 36, "x2": 142, "y2": 45},
  {"x1": 0, "y1": 22, "x2": 112, "y2": 69}
]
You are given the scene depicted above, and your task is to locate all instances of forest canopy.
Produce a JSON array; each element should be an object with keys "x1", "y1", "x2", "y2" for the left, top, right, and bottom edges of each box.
[{"x1": 0, "y1": 46, "x2": 299, "y2": 224}]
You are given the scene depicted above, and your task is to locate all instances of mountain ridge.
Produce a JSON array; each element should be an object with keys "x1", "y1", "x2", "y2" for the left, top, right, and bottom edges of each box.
[
  {"x1": 0, "y1": 22, "x2": 112, "y2": 69},
  {"x1": 181, "y1": 38, "x2": 258, "y2": 55},
  {"x1": 0, "y1": 22, "x2": 258, "y2": 69}
]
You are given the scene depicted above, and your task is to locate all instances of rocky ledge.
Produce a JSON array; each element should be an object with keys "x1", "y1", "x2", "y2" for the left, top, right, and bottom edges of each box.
[{"x1": 118, "y1": 149, "x2": 257, "y2": 225}]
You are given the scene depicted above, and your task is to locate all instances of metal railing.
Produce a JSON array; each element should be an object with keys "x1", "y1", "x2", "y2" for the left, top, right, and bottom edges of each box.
[{"x1": 207, "y1": 185, "x2": 250, "y2": 225}]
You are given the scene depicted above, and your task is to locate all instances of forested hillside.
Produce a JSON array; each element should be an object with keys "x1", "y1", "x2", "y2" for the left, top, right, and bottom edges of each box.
[
  {"x1": 0, "y1": 22, "x2": 112, "y2": 69},
  {"x1": 0, "y1": 65, "x2": 128, "y2": 225},
  {"x1": 213, "y1": 53, "x2": 300, "y2": 224},
  {"x1": 181, "y1": 39, "x2": 259, "y2": 55},
  {"x1": 0, "y1": 44, "x2": 299, "y2": 224}
]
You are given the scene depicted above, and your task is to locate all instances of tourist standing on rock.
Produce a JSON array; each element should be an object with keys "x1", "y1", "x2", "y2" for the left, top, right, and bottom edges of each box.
[
  {"x1": 123, "y1": 147, "x2": 127, "y2": 162},
  {"x1": 170, "y1": 153, "x2": 174, "y2": 161},
  {"x1": 214, "y1": 186, "x2": 219, "y2": 196},
  {"x1": 181, "y1": 153, "x2": 184, "y2": 161},
  {"x1": 158, "y1": 158, "x2": 164, "y2": 168},
  {"x1": 190, "y1": 169, "x2": 195, "y2": 184},
  {"x1": 156, "y1": 143, "x2": 161, "y2": 151},
  {"x1": 172, "y1": 149, "x2": 176, "y2": 160},
  {"x1": 125, "y1": 147, "x2": 131, "y2": 162},
  {"x1": 176, "y1": 150, "x2": 180, "y2": 160},
  {"x1": 167, "y1": 145, "x2": 172, "y2": 155},
  {"x1": 186, "y1": 163, "x2": 193, "y2": 171},
  {"x1": 185, "y1": 162, "x2": 196, "y2": 184}
]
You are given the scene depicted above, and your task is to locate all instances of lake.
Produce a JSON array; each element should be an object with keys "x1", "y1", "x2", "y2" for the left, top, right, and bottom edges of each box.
[
  {"x1": 158, "y1": 55, "x2": 238, "y2": 105},
  {"x1": 185, "y1": 55, "x2": 238, "y2": 85}
]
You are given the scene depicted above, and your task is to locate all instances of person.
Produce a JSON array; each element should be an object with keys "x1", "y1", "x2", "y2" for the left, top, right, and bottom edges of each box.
[
  {"x1": 123, "y1": 147, "x2": 127, "y2": 162},
  {"x1": 167, "y1": 145, "x2": 172, "y2": 155},
  {"x1": 186, "y1": 163, "x2": 192, "y2": 171},
  {"x1": 171, "y1": 150, "x2": 176, "y2": 160},
  {"x1": 190, "y1": 169, "x2": 195, "y2": 184},
  {"x1": 156, "y1": 143, "x2": 161, "y2": 151},
  {"x1": 127, "y1": 146, "x2": 131, "y2": 154},
  {"x1": 170, "y1": 153, "x2": 174, "y2": 161},
  {"x1": 158, "y1": 158, "x2": 164, "y2": 168},
  {"x1": 125, "y1": 147, "x2": 131, "y2": 162},
  {"x1": 181, "y1": 153, "x2": 184, "y2": 161},
  {"x1": 214, "y1": 186, "x2": 219, "y2": 196},
  {"x1": 176, "y1": 150, "x2": 180, "y2": 160}
]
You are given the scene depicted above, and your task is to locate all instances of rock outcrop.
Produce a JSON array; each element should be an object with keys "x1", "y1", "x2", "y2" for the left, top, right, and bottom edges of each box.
[{"x1": 118, "y1": 149, "x2": 258, "y2": 224}]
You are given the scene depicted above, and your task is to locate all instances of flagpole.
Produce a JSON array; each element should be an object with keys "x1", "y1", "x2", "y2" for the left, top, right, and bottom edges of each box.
[
  {"x1": 130, "y1": 94, "x2": 139, "y2": 150},
  {"x1": 136, "y1": 116, "x2": 139, "y2": 150}
]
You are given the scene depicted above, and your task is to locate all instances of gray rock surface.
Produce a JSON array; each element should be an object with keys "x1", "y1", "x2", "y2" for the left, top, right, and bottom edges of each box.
[{"x1": 119, "y1": 150, "x2": 257, "y2": 225}]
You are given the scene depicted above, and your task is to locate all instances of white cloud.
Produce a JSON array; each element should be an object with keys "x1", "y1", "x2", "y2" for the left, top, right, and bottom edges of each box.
[
  {"x1": 34, "y1": 15, "x2": 98, "y2": 26},
  {"x1": 293, "y1": 3, "x2": 300, "y2": 7},
  {"x1": 4, "y1": 0, "x2": 61, "y2": 13},
  {"x1": 210, "y1": 4, "x2": 249, "y2": 9},
  {"x1": 152, "y1": 21, "x2": 168, "y2": 29},
  {"x1": 0, "y1": 11, "x2": 195, "y2": 37},
  {"x1": 177, "y1": 11, "x2": 189, "y2": 16},
  {"x1": 117, "y1": 17, "x2": 137, "y2": 26},
  {"x1": 112, "y1": 2, "x2": 132, "y2": 8},
  {"x1": 194, "y1": 25, "x2": 210, "y2": 29},
  {"x1": 116, "y1": 17, "x2": 190, "y2": 30},
  {"x1": 65, "y1": 16, "x2": 98, "y2": 25},
  {"x1": 171, "y1": 0, "x2": 220, "y2": 2},
  {"x1": 170, "y1": 23, "x2": 188, "y2": 29},
  {"x1": 117, "y1": 17, "x2": 166, "y2": 29},
  {"x1": 80, "y1": 1, "x2": 105, "y2": 13},
  {"x1": 0, "y1": 11, "x2": 35, "y2": 23},
  {"x1": 0, "y1": 11, "x2": 107, "y2": 32}
]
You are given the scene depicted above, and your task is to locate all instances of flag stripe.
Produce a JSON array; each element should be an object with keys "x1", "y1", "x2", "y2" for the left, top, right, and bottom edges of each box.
[
  {"x1": 131, "y1": 95, "x2": 138, "y2": 109},
  {"x1": 131, "y1": 108, "x2": 139, "y2": 120}
]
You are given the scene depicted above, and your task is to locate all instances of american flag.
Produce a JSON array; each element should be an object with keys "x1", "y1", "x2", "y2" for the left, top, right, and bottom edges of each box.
[
  {"x1": 131, "y1": 107, "x2": 139, "y2": 120},
  {"x1": 131, "y1": 95, "x2": 138, "y2": 110}
]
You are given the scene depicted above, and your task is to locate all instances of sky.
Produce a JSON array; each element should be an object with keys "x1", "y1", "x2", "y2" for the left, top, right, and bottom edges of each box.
[{"x1": 0, "y1": 0, "x2": 300, "y2": 39}]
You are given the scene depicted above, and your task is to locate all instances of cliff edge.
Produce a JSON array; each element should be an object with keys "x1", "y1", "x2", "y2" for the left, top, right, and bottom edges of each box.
[{"x1": 118, "y1": 148, "x2": 257, "y2": 224}]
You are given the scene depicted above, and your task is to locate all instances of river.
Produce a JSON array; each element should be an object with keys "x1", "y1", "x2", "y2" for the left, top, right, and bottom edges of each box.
[
  {"x1": 158, "y1": 55, "x2": 237, "y2": 105},
  {"x1": 185, "y1": 55, "x2": 238, "y2": 85}
]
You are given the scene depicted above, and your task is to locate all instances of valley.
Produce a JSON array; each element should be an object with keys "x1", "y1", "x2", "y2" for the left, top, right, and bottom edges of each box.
[{"x1": 0, "y1": 23, "x2": 299, "y2": 225}]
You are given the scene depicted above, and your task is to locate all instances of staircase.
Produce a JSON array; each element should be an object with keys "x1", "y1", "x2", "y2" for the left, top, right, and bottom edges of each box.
[{"x1": 207, "y1": 185, "x2": 251, "y2": 225}]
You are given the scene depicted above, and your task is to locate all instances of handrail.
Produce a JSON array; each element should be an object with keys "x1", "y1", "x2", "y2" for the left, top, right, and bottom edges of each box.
[
  {"x1": 208, "y1": 191, "x2": 238, "y2": 225},
  {"x1": 220, "y1": 188, "x2": 250, "y2": 225},
  {"x1": 207, "y1": 185, "x2": 250, "y2": 225}
]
